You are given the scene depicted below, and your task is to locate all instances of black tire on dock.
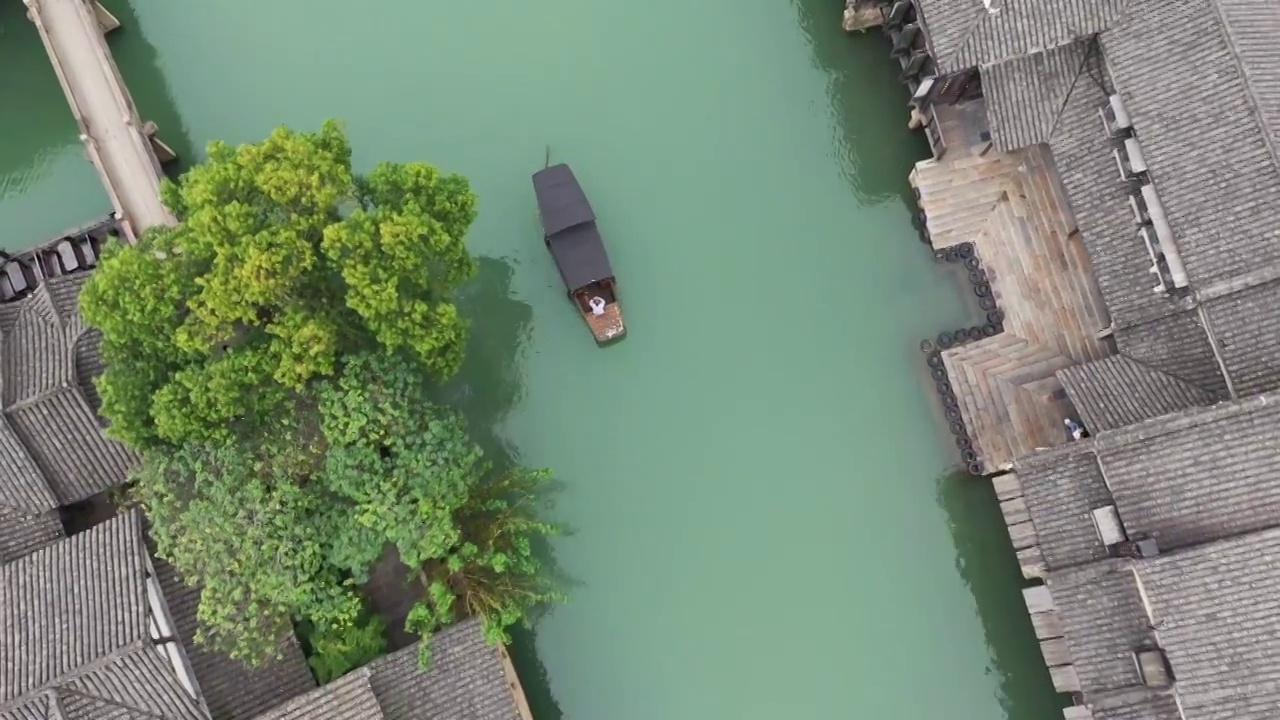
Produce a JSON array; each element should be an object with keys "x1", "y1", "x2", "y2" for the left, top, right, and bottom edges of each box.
[
  {"x1": 927, "y1": 352, "x2": 944, "y2": 369},
  {"x1": 967, "y1": 461, "x2": 984, "y2": 476},
  {"x1": 942, "y1": 392, "x2": 959, "y2": 409},
  {"x1": 968, "y1": 270, "x2": 986, "y2": 285},
  {"x1": 958, "y1": 243, "x2": 975, "y2": 259},
  {"x1": 963, "y1": 256, "x2": 980, "y2": 270},
  {"x1": 936, "y1": 380, "x2": 952, "y2": 395},
  {"x1": 949, "y1": 420, "x2": 966, "y2": 436},
  {"x1": 961, "y1": 449, "x2": 978, "y2": 463},
  {"x1": 933, "y1": 249, "x2": 947, "y2": 262},
  {"x1": 982, "y1": 323, "x2": 999, "y2": 337},
  {"x1": 955, "y1": 435, "x2": 972, "y2": 450},
  {"x1": 930, "y1": 366, "x2": 946, "y2": 381},
  {"x1": 945, "y1": 406, "x2": 962, "y2": 421},
  {"x1": 937, "y1": 331, "x2": 955, "y2": 348},
  {"x1": 986, "y1": 309, "x2": 1005, "y2": 324},
  {"x1": 974, "y1": 282, "x2": 992, "y2": 297},
  {"x1": 920, "y1": 339, "x2": 936, "y2": 353},
  {"x1": 943, "y1": 247, "x2": 961, "y2": 263},
  {"x1": 967, "y1": 326, "x2": 984, "y2": 341},
  {"x1": 978, "y1": 296, "x2": 997, "y2": 311}
]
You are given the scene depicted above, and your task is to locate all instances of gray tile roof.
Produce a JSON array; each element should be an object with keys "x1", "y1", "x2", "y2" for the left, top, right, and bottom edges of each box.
[
  {"x1": 255, "y1": 620, "x2": 522, "y2": 720},
  {"x1": 252, "y1": 674, "x2": 383, "y2": 720},
  {"x1": 0, "y1": 416, "x2": 57, "y2": 516},
  {"x1": 1015, "y1": 448, "x2": 1114, "y2": 570},
  {"x1": 1113, "y1": 312, "x2": 1229, "y2": 397},
  {"x1": 2, "y1": 649, "x2": 206, "y2": 720},
  {"x1": 1, "y1": 511, "x2": 148, "y2": 701},
  {"x1": 8, "y1": 387, "x2": 137, "y2": 506},
  {"x1": 3, "y1": 290, "x2": 74, "y2": 407},
  {"x1": 151, "y1": 552, "x2": 315, "y2": 720},
  {"x1": 1044, "y1": 57, "x2": 1181, "y2": 326},
  {"x1": 1057, "y1": 355, "x2": 1217, "y2": 432},
  {"x1": 1046, "y1": 561, "x2": 1153, "y2": 694},
  {"x1": 0, "y1": 508, "x2": 63, "y2": 566},
  {"x1": 916, "y1": 0, "x2": 1127, "y2": 74},
  {"x1": 1214, "y1": 0, "x2": 1280, "y2": 145},
  {"x1": 1101, "y1": 0, "x2": 1280, "y2": 287},
  {"x1": 0, "y1": 510, "x2": 206, "y2": 720},
  {"x1": 1140, "y1": 526, "x2": 1280, "y2": 719},
  {"x1": 1202, "y1": 279, "x2": 1280, "y2": 397},
  {"x1": 1015, "y1": 392, "x2": 1280, "y2": 570},
  {"x1": 1089, "y1": 694, "x2": 1181, "y2": 720},
  {"x1": 1096, "y1": 392, "x2": 1280, "y2": 550},
  {"x1": 982, "y1": 40, "x2": 1089, "y2": 152},
  {"x1": 0, "y1": 272, "x2": 138, "y2": 510},
  {"x1": 71, "y1": 329, "x2": 104, "y2": 413}
]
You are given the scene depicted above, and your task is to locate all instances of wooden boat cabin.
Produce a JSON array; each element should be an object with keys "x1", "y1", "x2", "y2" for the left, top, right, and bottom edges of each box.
[{"x1": 532, "y1": 163, "x2": 626, "y2": 345}]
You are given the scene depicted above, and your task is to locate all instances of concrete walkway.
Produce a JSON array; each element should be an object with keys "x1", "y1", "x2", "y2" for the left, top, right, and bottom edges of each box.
[{"x1": 25, "y1": 0, "x2": 175, "y2": 239}]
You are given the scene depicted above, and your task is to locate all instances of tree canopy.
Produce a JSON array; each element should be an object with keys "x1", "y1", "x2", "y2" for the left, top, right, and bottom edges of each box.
[
  {"x1": 81, "y1": 120, "x2": 478, "y2": 449},
  {"x1": 84, "y1": 121, "x2": 559, "y2": 670},
  {"x1": 135, "y1": 353, "x2": 558, "y2": 665}
]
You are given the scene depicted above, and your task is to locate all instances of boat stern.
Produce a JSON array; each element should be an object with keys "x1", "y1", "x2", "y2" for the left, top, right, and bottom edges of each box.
[{"x1": 584, "y1": 302, "x2": 626, "y2": 345}]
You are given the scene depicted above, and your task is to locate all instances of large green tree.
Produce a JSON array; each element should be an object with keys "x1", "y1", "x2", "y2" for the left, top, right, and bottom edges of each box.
[
  {"x1": 136, "y1": 354, "x2": 557, "y2": 666},
  {"x1": 81, "y1": 120, "x2": 477, "y2": 448},
  {"x1": 85, "y1": 122, "x2": 560, "y2": 670}
]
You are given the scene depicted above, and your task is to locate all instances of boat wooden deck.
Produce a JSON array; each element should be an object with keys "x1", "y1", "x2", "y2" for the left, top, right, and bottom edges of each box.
[
  {"x1": 912, "y1": 105, "x2": 1112, "y2": 472},
  {"x1": 584, "y1": 303, "x2": 625, "y2": 344}
]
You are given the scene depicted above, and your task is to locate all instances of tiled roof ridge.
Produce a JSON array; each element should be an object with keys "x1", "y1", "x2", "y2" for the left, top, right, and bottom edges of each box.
[
  {"x1": 947, "y1": 1, "x2": 997, "y2": 68},
  {"x1": 1205, "y1": 0, "x2": 1280, "y2": 199},
  {"x1": 3, "y1": 383, "x2": 81, "y2": 414},
  {"x1": 49, "y1": 679, "x2": 174, "y2": 720},
  {"x1": 0, "y1": 640, "x2": 151, "y2": 713},
  {"x1": 1041, "y1": 36, "x2": 1098, "y2": 142},
  {"x1": 1020, "y1": 390, "x2": 1275, "y2": 466}
]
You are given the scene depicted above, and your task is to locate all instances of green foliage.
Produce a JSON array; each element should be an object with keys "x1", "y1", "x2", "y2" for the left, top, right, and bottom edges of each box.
[
  {"x1": 316, "y1": 353, "x2": 482, "y2": 577},
  {"x1": 81, "y1": 120, "x2": 478, "y2": 448},
  {"x1": 417, "y1": 466, "x2": 563, "y2": 647},
  {"x1": 91, "y1": 120, "x2": 560, "y2": 671},
  {"x1": 135, "y1": 352, "x2": 560, "y2": 666},
  {"x1": 134, "y1": 441, "x2": 364, "y2": 664},
  {"x1": 301, "y1": 610, "x2": 388, "y2": 684}
]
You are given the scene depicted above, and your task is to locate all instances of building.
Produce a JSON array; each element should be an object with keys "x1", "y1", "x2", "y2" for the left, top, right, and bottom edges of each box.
[
  {"x1": 252, "y1": 620, "x2": 533, "y2": 720},
  {"x1": 0, "y1": 264, "x2": 315, "y2": 720},
  {"x1": 0, "y1": 254, "x2": 536, "y2": 719},
  {"x1": 870, "y1": 1, "x2": 1280, "y2": 718},
  {"x1": 1, "y1": 510, "x2": 211, "y2": 718}
]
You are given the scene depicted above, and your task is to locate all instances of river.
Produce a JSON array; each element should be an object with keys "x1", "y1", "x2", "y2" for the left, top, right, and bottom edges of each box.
[{"x1": 0, "y1": 0, "x2": 1063, "y2": 717}]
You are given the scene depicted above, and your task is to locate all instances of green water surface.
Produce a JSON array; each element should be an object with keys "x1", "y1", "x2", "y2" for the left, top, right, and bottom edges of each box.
[{"x1": 0, "y1": 1, "x2": 1063, "y2": 717}]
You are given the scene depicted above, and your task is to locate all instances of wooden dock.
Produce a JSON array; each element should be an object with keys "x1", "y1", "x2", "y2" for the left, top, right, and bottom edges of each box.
[
  {"x1": 993, "y1": 472, "x2": 1048, "y2": 580},
  {"x1": 1022, "y1": 583, "x2": 1082, "y2": 694},
  {"x1": 998, "y1": 471, "x2": 1105, "y2": 711},
  {"x1": 1019, "y1": 571, "x2": 1083, "y2": 695},
  {"x1": 912, "y1": 100, "x2": 1112, "y2": 471}
]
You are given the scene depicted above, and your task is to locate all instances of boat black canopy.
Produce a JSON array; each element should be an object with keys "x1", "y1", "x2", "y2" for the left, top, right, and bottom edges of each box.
[{"x1": 533, "y1": 164, "x2": 615, "y2": 293}]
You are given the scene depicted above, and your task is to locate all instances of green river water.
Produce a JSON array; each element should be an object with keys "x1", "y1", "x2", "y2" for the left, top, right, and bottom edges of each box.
[{"x1": 0, "y1": 1, "x2": 1064, "y2": 717}]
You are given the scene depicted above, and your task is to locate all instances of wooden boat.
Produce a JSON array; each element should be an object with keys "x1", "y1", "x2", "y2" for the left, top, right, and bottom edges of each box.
[{"x1": 532, "y1": 163, "x2": 626, "y2": 344}]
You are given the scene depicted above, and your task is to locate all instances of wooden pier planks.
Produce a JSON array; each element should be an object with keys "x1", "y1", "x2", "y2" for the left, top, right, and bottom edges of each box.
[
  {"x1": 991, "y1": 472, "x2": 1049, "y2": 579},
  {"x1": 916, "y1": 124, "x2": 1112, "y2": 472}
]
